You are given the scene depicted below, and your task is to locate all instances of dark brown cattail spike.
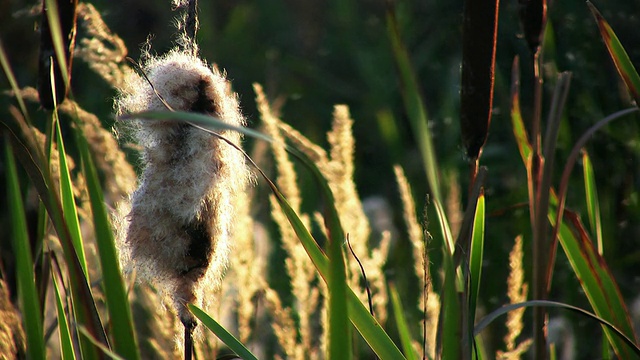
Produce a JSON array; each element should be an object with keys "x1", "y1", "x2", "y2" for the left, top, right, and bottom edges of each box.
[
  {"x1": 460, "y1": 0, "x2": 500, "y2": 162},
  {"x1": 519, "y1": 0, "x2": 547, "y2": 55},
  {"x1": 38, "y1": 0, "x2": 78, "y2": 110}
]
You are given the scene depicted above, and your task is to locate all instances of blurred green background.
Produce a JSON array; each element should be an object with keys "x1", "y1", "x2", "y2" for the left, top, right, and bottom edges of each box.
[{"x1": 2, "y1": 0, "x2": 640, "y2": 357}]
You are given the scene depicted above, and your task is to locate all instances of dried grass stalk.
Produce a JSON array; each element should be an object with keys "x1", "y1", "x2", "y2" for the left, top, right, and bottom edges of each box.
[{"x1": 394, "y1": 164, "x2": 440, "y2": 359}]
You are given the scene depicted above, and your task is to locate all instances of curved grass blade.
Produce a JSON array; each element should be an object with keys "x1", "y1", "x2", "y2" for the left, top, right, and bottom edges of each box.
[
  {"x1": 55, "y1": 118, "x2": 88, "y2": 276},
  {"x1": 549, "y1": 205, "x2": 639, "y2": 359},
  {"x1": 5, "y1": 136, "x2": 46, "y2": 360},
  {"x1": 53, "y1": 272, "x2": 76, "y2": 360},
  {"x1": 549, "y1": 107, "x2": 637, "y2": 270},
  {"x1": 123, "y1": 110, "x2": 406, "y2": 360},
  {"x1": 188, "y1": 304, "x2": 258, "y2": 360},
  {"x1": 581, "y1": 150, "x2": 603, "y2": 254},
  {"x1": 76, "y1": 124, "x2": 139, "y2": 359},
  {"x1": 390, "y1": 284, "x2": 419, "y2": 360},
  {"x1": 474, "y1": 300, "x2": 640, "y2": 356},
  {"x1": 588, "y1": 2, "x2": 640, "y2": 105}
]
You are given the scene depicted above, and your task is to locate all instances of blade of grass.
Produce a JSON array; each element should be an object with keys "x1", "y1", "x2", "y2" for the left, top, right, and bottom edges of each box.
[
  {"x1": 468, "y1": 192, "x2": 485, "y2": 331},
  {"x1": 55, "y1": 116, "x2": 88, "y2": 276},
  {"x1": 588, "y1": 2, "x2": 640, "y2": 105},
  {"x1": 581, "y1": 150, "x2": 603, "y2": 254},
  {"x1": 549, "y1": 107, "x2": 637, "y2": 275},
  {"x1": 53, "y1": 270, "x2": 76, "y2": 360},
  {"x1": 510, "y1": 56, "x2": 533, "y2": 164},
  {"x1": 188, "y1": 304, "x2": 258, "y2": 360},
  {"x1": 5, "y1": 135, "x2": 46, "y2": 360},
  {"x1": 550, "y1": 205, "x2": 639, "y2": 359},
  {"x1": 327, "y1": 231, "x2": 351, "y2": 358},
  {"x1": 40, "y1": 0, "x2": 77, "y2": 108},
  {"x1": 385, "y1": 7, "x2": 454, "y2": 255},
  {"x1": 390, "y1": 284, "x2": 419, "y2": 360},
  {"x1": 474, "y1": 299, "x2": 640, "y2": 355},
  {"x1": 532, "y1": 72, "x2": 571, "y2": 360},
  {"x1": 76, "y1": 122, "x2": 139, "y2": 359},
  {"x1": 436, "y1": 244, "x2": 460, "y2": 360},
  {"x1": 450, "y1": 167, "x2": 486, "y2": 359},
  {"x1": 542, "y1": 107, "x2": 638, "y2": 359}
]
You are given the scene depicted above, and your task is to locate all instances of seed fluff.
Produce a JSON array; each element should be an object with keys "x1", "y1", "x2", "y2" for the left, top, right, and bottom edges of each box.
[{"x1": 115, "y1": 48, "x2": 250, "y2": 332}]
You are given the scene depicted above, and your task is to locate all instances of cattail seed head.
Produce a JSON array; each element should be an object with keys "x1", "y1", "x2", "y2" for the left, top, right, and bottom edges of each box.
[{"x1": 115, "y1": 49, "x2": 249, "y2": 328}]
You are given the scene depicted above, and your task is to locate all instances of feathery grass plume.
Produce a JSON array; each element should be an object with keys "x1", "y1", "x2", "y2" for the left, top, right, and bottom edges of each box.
[
  {"x1": 326, "y1": 106, "x2": 387, "y2": 319},
  {"x1": 75, "y1": 3, "x2": 131, "y2": 90},
  {"x1": 131, "y1": 285, "x2": 182, "y2": 359},
  {"x1": 496, "y1": 235, "x2": 532, "y2": 360},
  {"x1": 115, "y1": 49, "x2": 250, "y2": 339},
  {"x1": 0, "y1": 279, "x2": 25, "y2": 358},
  {"x1": 394, "y1": 164, "x2": 440, "y2": 359},
  {"x1": 254, "y1": 83, "x2": 323, "y2": 359},
  {"x1": 278, "y1": 104, "x2": 391, "y2": 323},
  {"x1": 264, "y1": 288, "x2": 304, "y2": 359},
  {"x1": 17, "y1": 86, "x2": 135, "y2": 208},
  {"x1": 58, "y1": 98, "x2": 137, "y2": 203},
  {"x1": 226, "y1": 190, "x2": 265, "y2": 344}
]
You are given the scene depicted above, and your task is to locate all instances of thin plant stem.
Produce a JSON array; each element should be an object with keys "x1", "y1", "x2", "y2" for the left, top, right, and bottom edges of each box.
[{"x1": 531, "y1": 45, "x2": 547, "y2": 360}]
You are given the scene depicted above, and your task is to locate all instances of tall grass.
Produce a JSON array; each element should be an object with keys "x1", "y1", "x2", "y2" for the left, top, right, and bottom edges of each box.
[{"x1": 2, "y1": 0, "x2": 640, "y2": 359}]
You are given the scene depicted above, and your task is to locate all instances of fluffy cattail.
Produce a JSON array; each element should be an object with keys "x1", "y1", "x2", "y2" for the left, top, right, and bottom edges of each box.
[{"x1": 115, "y1": 49, "x2": 249, "y2": 333}]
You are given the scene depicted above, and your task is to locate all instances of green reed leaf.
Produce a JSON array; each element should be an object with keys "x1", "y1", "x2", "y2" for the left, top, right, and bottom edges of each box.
[
  {"x1": 55, "y1": 117, "x2": 87, "y2": 276},
  {"x1": 510, "y1": 56, "x2": 532, "y2": 165},
  {"x1": 549, "y1": 201, "x2": 639, "y2": 359},
  {"x1": 386, "y1": 8, "x2": 454, "y2": 256},
  {"x1": 582, "y1": 150, "x2": 603, "y2": 254},
  {"x1": 53, "y1": 273, "x2": 76, "y2": 360},
  {"x1": 5, "y1": 136, "x2": 46, "y2": 360},
  {"x1": 390, "y1": 285, "x2": 419, "y2": 360},
  {"x1": 588, "y1": 2, "x2": 640, "y2": 106},
  {"x1": 189, "y1": 304, "x2": 258, "y2": 360},
  {"x1": 468, "y1": 193, "x2": 486, "y2": 330},
  {"x1": 76, "y1": 124, "x2": 139, "y2": 360}
]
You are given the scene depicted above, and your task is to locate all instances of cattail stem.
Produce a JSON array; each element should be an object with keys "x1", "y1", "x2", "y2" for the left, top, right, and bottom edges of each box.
[
  {"x1": 184, "y1": 320, "x2": 195, "y2": 360},
  {"x1": 185, "y1": 0, "x2": 199, "y2": 50}
]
